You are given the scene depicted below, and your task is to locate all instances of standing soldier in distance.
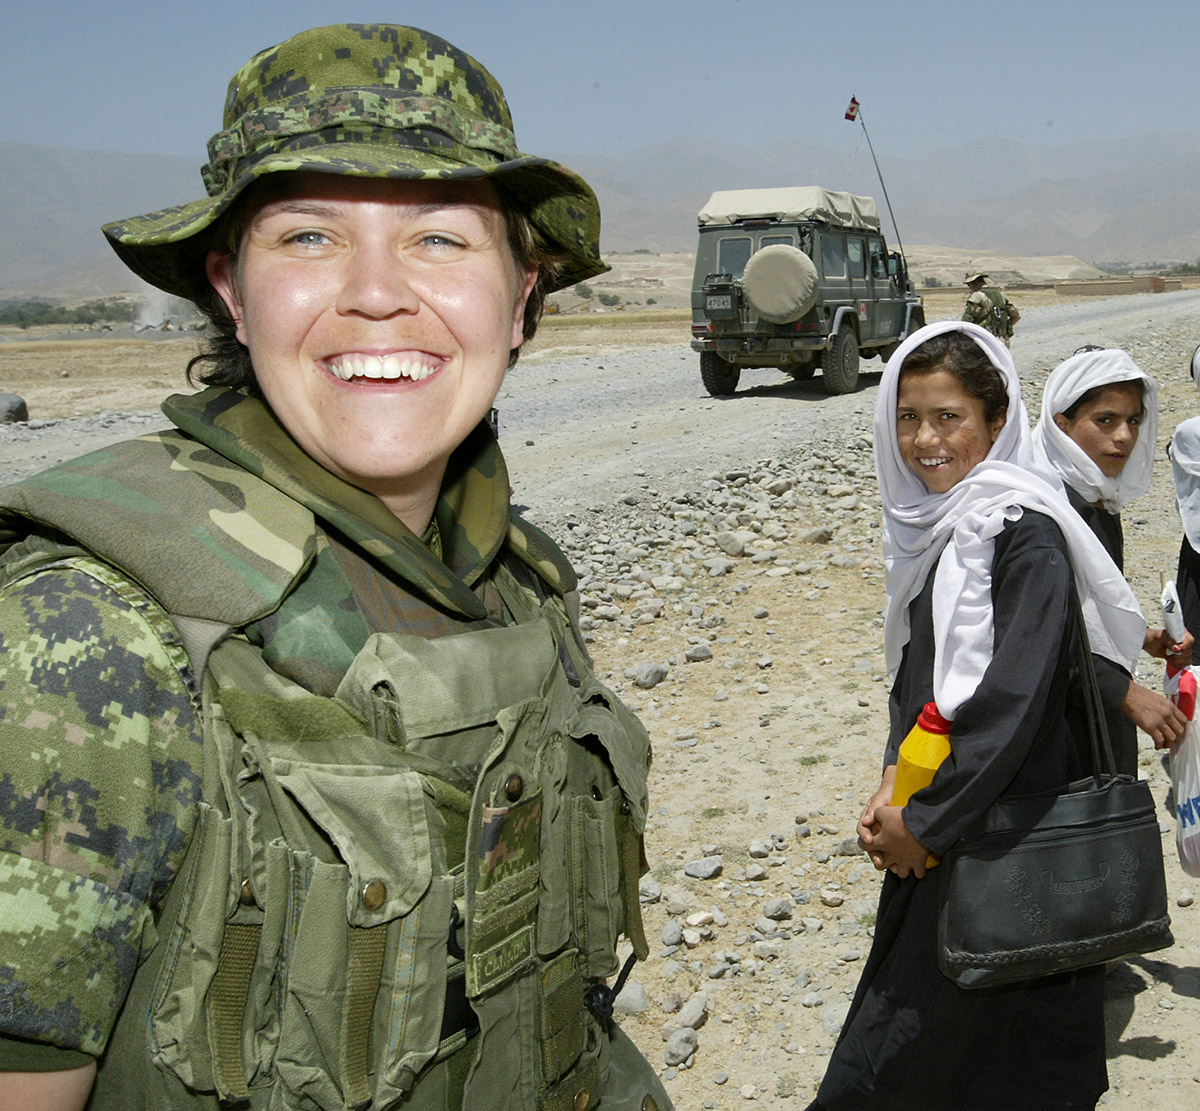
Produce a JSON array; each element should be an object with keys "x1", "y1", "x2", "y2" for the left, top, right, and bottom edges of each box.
[{"x1": 962, "y1": 270, "x2": 1020, "y2": 346}]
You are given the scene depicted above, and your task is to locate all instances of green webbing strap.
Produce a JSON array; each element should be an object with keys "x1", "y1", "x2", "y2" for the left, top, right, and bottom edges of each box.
[
  {"x1": 340, "y1": 924, "x2": 390, "y2": 1109},
  {"x1": 539, "y1": 954, "x2": 584, "y2": 1085},
  {"x1": 206, "y1": 922, "x2": 261, "y2": 1101},
  {"x1": 444, "y1": 1042, "x2": 474, "y2": 1111}
]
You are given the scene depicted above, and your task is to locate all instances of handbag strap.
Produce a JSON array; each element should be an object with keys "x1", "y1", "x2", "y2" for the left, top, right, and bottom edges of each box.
[{"x1": 1071, "y1": 595, "x2": 1121, "y2": 780}]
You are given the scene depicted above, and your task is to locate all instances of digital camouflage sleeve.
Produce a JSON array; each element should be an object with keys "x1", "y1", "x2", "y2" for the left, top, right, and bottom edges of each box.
[{"x1": 0, "y1": 556, "x2": 203, "y2": 1063}]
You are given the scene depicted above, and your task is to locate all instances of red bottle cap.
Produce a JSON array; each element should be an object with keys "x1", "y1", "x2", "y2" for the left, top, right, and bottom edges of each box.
[{"x1": 916, "y1": 702, "x2": 952, "y2": 734}]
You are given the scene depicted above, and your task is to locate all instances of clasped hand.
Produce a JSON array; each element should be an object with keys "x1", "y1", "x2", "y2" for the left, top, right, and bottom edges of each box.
[{"x1": 857, "y1": 766, "x2": 934, "y2": 879}]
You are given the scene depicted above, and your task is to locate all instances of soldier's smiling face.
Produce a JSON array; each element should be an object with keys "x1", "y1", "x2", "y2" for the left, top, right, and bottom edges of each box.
[{"x1": 206, "y1": 173, "x2": 536, "y2": 530}]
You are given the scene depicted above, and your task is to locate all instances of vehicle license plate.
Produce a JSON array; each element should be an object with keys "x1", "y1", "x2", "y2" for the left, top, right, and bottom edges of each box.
[{"x1": 707, "y1": 294, "x2": 732, "y2": 310}]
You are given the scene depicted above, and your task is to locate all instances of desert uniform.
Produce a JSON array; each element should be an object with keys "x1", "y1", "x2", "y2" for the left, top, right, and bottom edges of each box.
[
  {"x1": 962, "y1": 287, "x2": 1019, "y2": 345},
  {"x1": 0, "y1": 388, "x2": 669, "y2": 1111}
]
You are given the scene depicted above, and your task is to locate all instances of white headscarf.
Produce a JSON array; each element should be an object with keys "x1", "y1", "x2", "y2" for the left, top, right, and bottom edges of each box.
[
  {"x1": 1031, "y1": 348, "x2": 1157, "y2": 512},
  {"x1": 876, "y1": 320, "x2": 1145, "y2": 719},
  {"x1": 1169, "y1": 344, "x2": 1200, "y2": 549}
]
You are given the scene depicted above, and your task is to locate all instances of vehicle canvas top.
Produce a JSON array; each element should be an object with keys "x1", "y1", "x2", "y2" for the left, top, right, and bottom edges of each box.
[{"x1": 697, "y1": 187, "x2": 880, "y2": 230}]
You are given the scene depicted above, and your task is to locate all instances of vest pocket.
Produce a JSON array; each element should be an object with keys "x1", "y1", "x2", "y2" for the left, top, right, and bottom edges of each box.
[
  {"x1": 563, "y1": 682, "x2": 653, "y2": 977},
  {"x1": 147, "y1": 800, "x2": 235, "y2": 1094},
  {"x1": 271, "y1": 861, "x2": 451, "y2": 1110},
  {"x1": 148, "y1": 775, "x2": 457, "y2": 1108},
  {"x1": 570, "y1": 788, "x2": 625, "y2": 979},
  {"x1": 266, "y1": 763, "x2": 452, "y2": 1108}
]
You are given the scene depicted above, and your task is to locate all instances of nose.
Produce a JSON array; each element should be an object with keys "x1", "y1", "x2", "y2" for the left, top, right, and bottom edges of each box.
[
  {"x1": 913, "y1": 418, "x2": 938, "y2": 448},
  {"x1": 1112, "y1": 421, "x2": 1135, "y2": 449},
  {"x1": 335, "y1": 239, "x2": 419, "y2": 319}
]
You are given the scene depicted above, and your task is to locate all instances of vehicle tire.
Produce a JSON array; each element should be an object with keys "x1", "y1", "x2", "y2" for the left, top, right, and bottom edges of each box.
[
  {"x1": 742, "y1": 245, "x2": 818, "y2": 323},
  {"x1": 820, "y1": 327, "x2": 860, "y2": 395},
  {"x1": 700, "y1": 351, "x2": 740, "y2": 396},
  {"x1": 909, "y1": 308, "x2": 926, "y2": 333},
  {"x1": 786, "y1": 363, "x2": 816, "y2": 380}
]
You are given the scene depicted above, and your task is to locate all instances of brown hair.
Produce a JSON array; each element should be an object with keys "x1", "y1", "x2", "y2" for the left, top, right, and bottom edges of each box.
[
  {"x1": 185, "y1": 180, "x2": 569, "y2": 390},
  {"x1": 898, "y1": 330, "x2": 1009, "y2": 424}
]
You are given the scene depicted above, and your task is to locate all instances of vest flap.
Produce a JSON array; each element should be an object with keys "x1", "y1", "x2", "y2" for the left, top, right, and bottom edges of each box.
[{"x1": 268, "y1": 759, "x2": 433, "y2": 925}]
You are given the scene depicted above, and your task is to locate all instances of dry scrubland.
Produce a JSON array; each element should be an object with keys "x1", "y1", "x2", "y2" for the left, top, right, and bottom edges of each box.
[
  {"x1": 0, "y1": 287, "x2": 1099, "y2": 421},
  {"x1": 3, "y1": 267, "x2": 1200, "y2": 1109}
]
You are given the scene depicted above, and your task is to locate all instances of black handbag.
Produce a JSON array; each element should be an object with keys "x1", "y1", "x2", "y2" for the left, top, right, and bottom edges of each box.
[{"x1": 937, "y1": 606, "x2": 1174, "y2": 989}]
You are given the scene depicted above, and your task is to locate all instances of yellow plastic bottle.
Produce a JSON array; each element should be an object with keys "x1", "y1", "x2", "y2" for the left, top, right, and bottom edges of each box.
[{"x1": 892, "y1": 701, "x2": 952, "y2": 869}]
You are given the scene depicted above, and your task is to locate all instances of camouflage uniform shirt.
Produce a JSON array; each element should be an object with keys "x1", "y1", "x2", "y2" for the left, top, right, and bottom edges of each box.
[
  {"x1": 962, "y1": 286, "x2": 1018, "y2": 342},
  {"x1": 0, "y1": 387, "x2": 576, "y2": 1070}
]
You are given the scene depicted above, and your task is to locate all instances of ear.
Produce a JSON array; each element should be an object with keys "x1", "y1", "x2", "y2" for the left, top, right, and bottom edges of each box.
[
  {"x1": 1053, "y1": 413, "x2": 1069, "y2": 432},
  {"x1": 989, "y1": 411, "x2": 1007, "y2": 443},
  {"x1": 205, "y1": 250, "x2": 247, "y2": 346},
  {"x1": 510, "y1": 267, "x2": 538, "y2": 350}
]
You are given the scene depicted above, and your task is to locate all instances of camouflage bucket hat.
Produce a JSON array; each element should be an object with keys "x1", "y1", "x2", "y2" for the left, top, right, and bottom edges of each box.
[{"x1": 102, "y1": 23, "x2": 606, "y2": 300}]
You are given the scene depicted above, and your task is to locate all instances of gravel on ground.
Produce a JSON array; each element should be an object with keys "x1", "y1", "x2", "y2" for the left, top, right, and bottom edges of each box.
[{"x1": 3, "y1": 291, "x2": 1200, "y2": 1107}]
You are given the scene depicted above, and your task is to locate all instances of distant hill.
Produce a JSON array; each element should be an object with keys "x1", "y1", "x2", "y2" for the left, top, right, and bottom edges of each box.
[
  {"x1": 0, "y1": 142, "x2": 202, "y2": 297},
  {"x1": 3, "y1": 131, "x2": 1200, "y2": 299},
  {"x1": 571, "y1": 132, "x2": 1200, "y2": 264}
]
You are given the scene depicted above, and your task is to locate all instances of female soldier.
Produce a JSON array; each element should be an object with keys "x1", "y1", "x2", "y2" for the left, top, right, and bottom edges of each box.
[
  {"x1": 1032, "y1": 347, "x2": 1190, "y2": 766},
  {"x1": 0, "y1": 24, "x2": 669, "y2": 1111},
  {"x1": 809, "y1": 322, "x2": 1146, "y2": 1110}
]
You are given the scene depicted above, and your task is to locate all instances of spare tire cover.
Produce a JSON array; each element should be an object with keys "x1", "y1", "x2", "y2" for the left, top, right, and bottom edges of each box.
[{"x1": 742, "y1": 245, "x2": 819, "y2": 324}]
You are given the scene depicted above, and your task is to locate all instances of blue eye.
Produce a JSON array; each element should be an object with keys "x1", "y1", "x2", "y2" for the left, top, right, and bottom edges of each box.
[
  {"x1": 420, "y1": 233, "x2": 463, "y2": 249},
  {"x1": 286, "y1": 231, "x2": 330, "y2": 247}
]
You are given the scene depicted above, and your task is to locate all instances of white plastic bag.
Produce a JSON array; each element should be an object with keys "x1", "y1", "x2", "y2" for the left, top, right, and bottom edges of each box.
[{"x1": 1164, "y1": 665, "x2": 1200, "y2": 876}]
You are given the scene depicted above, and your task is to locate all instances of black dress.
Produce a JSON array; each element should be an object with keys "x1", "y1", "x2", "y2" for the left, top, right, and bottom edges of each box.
[
  {"x1": 1176, "y1": 535, "x2": 1200, "y2": 642},
  {"x1": 1065, "y1": 485, "x2": 1138, "y2": 775},
  {"x1": 813, "y1": 511, "x2": 1107, "y2": 1111}
]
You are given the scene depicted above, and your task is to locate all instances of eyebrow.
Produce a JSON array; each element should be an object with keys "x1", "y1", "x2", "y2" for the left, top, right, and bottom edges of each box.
[{"x1": 256, "y1": 199, "x2": 478, "y2": 220}]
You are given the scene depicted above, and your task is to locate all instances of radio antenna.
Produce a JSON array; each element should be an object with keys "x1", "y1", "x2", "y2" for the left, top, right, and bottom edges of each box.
[{"x1": 844, "y1": 97, "x2": 907, "y2": 273}]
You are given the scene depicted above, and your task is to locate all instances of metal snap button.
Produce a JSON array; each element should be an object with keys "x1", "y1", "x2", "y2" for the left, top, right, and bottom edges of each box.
[
  {"x1": 572, "y1": 1088, "x2": 591, "y2": 1111},
  {"x1": 590, "y1": 784, "x2": 603, "y2": 801},
  {"x1": 238, "y1": 878, "x2": 256, "y2": 906},
  {"x1": 620, "y1": 799, "x2": 632, "y2": 816},
  {"x1": 504, "y1": 774, "x2": 524, "y2": 802},
  {"x1": 361, "y1": 879, "x2": 387, "y2": 911},
  {"x1": 641, "y1": 1097, "x2": 658, "y2": 1111}
]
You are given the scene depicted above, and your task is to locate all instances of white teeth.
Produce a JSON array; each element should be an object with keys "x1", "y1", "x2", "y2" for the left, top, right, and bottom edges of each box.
[
  {"x1": 326, "y1": 354, "x2": 438, "y2": 382},
  {"x1": 918, "y1": 457, "x2": 950, "y2": 466}
]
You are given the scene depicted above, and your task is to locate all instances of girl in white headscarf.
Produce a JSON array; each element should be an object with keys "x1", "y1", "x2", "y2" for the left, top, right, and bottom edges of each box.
[
  {"x1": 1032, "y1": 348, "x2": 1189, "y2": 765},
  {"x1": 810, "y1": 321, "x2": 1145, "y2": 1111},
  {"x1": 1170, "y1": 344, "x2": 1200, "y2": 636}
]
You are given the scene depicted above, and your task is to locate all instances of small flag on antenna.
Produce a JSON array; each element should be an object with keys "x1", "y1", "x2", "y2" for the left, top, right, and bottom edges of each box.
[{"x1": 844, "y1": 97, "x2": 860, "y2": 122}]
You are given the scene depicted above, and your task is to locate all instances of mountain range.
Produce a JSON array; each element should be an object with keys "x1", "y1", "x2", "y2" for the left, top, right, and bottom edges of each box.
[{"x1": 3, "y1": 131, "x2": 1199, "y2": 300}]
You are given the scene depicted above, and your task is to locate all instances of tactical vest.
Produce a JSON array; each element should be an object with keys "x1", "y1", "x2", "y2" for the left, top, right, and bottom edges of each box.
[
  {"x1": 0, "y1": 434, "x2": 663, "y2": 1111},
  {"x1": 981, "y1": 288, "x2": 1013, "y2": 338}
]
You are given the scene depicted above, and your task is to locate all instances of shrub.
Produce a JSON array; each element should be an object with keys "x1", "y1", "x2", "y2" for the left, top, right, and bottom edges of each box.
[{"x1": 0, "y1": 297, "x2": 136, "y2": 327}]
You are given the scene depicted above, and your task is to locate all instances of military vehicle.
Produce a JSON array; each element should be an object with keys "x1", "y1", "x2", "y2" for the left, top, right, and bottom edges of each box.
[{"x1": 689, "y1": 187, "x2": 924, "y2": 396}]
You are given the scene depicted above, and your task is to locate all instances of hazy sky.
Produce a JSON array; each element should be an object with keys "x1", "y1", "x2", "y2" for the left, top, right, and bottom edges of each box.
[{"x1": 4, "y1": 0, "x2": 1197, "y2": 165}]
